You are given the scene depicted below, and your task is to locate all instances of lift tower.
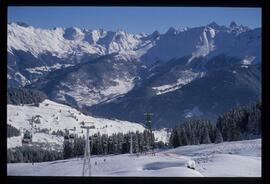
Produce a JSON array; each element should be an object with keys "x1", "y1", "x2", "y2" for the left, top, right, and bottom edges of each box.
[
  {"x1": 144, "y1": 113, "x2": 154, "y2": 152},
  {"x1": 81, "y1": 122, "x2": 95, "y2": 176},
  {"x1": 130, "y1": 132, "x2": 133, "y2": 154}
]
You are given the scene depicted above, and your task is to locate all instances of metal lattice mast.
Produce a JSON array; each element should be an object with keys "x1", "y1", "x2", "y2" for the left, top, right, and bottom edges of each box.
[
  {"x1": 130, "y1": 133, "x2": 133, "y2": 154},
  {"x1": 81, "y1": 123, "x2": 95, "y2": 176},
  {"x1": 144, "y1": 113, "x2": 153, "y2": 151},
  {"x1": 144, "y1": 113, "x2": 153, "y2": 132}
]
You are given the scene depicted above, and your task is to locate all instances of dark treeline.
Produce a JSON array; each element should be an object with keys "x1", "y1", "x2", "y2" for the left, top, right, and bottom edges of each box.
[
  {"x1": 63, "y1": 130, "x2": 158, "y2": 159},
  {"x1": 7, "y1": 146, "x2": 63, "y2": 163},
  {"x1": 169, "y1": 119, "x2": 218, "y2": 148},
  {"x1": 7, "y1": 124, "x2": 21, "y2": 138},
  {"x1": 7, "y1": 130, "x2": 159, "y2": 163},
  {"x1": 169, "y1": 102, "x2": 261, "y2": 148},
  {"x1": 216, "y1": 101, "x2": 261, "y2": 141},
  {"x1": 7, "y1": 88, "x2": 48, "y2": 106}
]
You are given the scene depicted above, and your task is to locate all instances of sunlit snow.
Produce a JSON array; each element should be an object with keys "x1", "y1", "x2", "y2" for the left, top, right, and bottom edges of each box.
[
  {"x1": 7, "y1": 139, "x2": 261, "y2": 177},
  {"x1": 7, "y1": 100, "x2": 168, "y2": 150}
]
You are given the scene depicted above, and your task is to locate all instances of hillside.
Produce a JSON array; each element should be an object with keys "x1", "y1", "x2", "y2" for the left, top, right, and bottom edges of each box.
[
  {"x1": 7, "y1": 139, "x2": 261, "y2": 177},
  {"x1": 7, "y1": 99, "x2": 170, "y2": 150},
  {"x1": 7, "y1": 21, "x2": 261, "y2": 128}
]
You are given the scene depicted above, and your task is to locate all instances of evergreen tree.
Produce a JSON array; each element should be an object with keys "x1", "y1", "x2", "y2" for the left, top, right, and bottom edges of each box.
[
  {"x1": 7, "y1": 124, "x2": 20, "y2": 137},
  {"x1": 215, "y1": 101, "x2": 261, "y2": 141},
  {"x1": 214, "y1": 129, "x2": 223, "y2": 143},
  {"x1": 7, "y1": 88, "x2": 47, "y2": 105},
  {"x1": 179, "y1": 128, "x2": 188, "y2": 146},
  {"x1": 63, "y1": 141, "x2": 73, "y2": 159},
  {"x1": 201, "y1": 127, "x2": 211, "y2": 144},
  {"x1": 171, "y1": 129, "x2": 180, "y2": 148},
  {"x1": 73, "y1": 137, "x2": 84, "y2": 156}
]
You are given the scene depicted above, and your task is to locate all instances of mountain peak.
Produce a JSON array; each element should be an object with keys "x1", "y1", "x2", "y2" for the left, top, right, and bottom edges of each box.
[
  {"x1": 179, "y1": 27, "x2": 189, "y2": 32},
  {"x1": 229, "y1": 21, "x2": 250, "y2": 34},
  {"x1": 151, "y1": 30, "x2": 160, "y2": 37},
  {"x1": 230, "y1": 21, "x2": 238, "y2": 28},
  {"x1": 12, "y1": 21, "x2": 30, "y2": 28},
  {"x1": 116, "y1": 29, "x2": 126, "y2": 33},
  {"x1": 166, "y1": 27, "x2": 177, "y2": 35},
  {"x1": 63, "y1": 27, "x2": 83, "y2": 40},
  {"x1": 207, "y1": 22, "x2": 220, "y2": 29}
]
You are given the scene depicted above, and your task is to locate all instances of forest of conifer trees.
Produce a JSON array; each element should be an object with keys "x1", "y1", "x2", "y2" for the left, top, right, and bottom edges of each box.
[
  {"x1": 7, "y1": 102, "x2": 260, "y2": 163},
  {"x1": 169, "y1": 102, "x2": 261, "y2": 148},
  {"x1": 62, "y1": 130, "x2": 156, "y2": 159}
]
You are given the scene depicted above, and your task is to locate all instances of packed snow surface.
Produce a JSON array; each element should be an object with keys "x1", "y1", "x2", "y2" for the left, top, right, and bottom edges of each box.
[
  {"x1": 167, "y1": 139, "x2": 261, "y2": 177},
  {"x1": 7, "y1": 139, "x2": 261, "y2": 177}
]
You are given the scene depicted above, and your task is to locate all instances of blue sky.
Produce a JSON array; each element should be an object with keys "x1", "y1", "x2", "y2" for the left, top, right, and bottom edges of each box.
[{"x1": 8, "y1": 7, "x2": 261, "y2": 34}]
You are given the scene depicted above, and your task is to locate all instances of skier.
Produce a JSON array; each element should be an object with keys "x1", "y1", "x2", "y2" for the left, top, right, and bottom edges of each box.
[
  {"x1": 104, "y1": 158, "x2": 106, "y2": 162},
  {"x1": 95, "y1": 161, "x2": 97, "y2": 165}
]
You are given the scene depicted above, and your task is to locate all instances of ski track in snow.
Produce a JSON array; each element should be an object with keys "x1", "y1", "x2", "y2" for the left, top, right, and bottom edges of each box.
[{"x1": 7, "y1": 139, "x2": 261, "y2": 177}]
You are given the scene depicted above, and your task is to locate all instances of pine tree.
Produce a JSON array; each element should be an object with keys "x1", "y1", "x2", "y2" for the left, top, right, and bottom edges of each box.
[
  {"x1": 180, "y1": 128, "x2": 188, "y2": 146},
  {"x1": 73, "y1": 137, "x2": 84, "y2": 156},
  {"x1": 172, "y1": 129, "x2": 180, "y2": 148},
  {"x1": 215, "y1": 129, "x2": 223, "y2": 143},
  {"x1": 63, "y1": 141, "x2": 73, "y2": 159},
  {"x1": 201, "y1": 127, "x2": 211, "y2": 144}
]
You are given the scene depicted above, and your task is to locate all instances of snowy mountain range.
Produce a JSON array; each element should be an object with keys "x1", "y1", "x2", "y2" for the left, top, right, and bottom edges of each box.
[
  {"x1": 8, "y1": 21, "x2": 260, "y2": 86},
  {"x1": 7, "y1": 21, "x2": 261, "y2": 128}
]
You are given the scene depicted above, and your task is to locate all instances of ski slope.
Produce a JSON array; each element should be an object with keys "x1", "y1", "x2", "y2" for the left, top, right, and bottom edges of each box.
[
  {"x1": 7, "y1": 139, "x2": 261, "y2": 177},
  {"x1": 7, "y1": 99, "x2": 170, "y2": 150}
]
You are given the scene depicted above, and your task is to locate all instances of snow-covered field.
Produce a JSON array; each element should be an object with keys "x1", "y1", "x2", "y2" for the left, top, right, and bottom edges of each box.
[
  {"x1": 165, "y1": 139, "x2": 261, "y2": 177},
  {"x1": 7, "y1": 99, "x2": 260, "y2": 177},
  {"x1": 7, "y1": 139, "x2": 261, "y2": 177},
  {"x1": 7, "y1": 100, "x2": 170, "y2": 150}
]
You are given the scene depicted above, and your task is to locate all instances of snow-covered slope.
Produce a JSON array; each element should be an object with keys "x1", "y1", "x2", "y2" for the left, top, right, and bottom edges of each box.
[
  {"x1": 7, "y1": 133, "x2": 63, "y2": 150},
  {"x1": 90, "y1": 62, "x2": 261, "y2": 128},
  {"x1": 32, "y1": 55, "x2": 140, "y2": 108},
  {"x1": 166, "y1": 139, "x2": 261, "y2": 177},
  {"x1": 7, "y1": 22, "x2": 153, "y2": 89},
  {"x1": 152, "y1": 70, "x2": 205, "y2": 95},
  {"x1": 7, "y1": 139, "x2": 261, "y2": 177},
  {"x1": 8, "y1": 21, "x2": 261, "y2": 87},
  {"x1": 7, "y1": 154, "x2": 203, "y2": 177},
  {"x1": 8, "y1": 21, "x2": 260, "y2": 64},
  {"x1": 8, "y1": 22, "x2": 151, "y2": 60},
  {"x1": 140, "y1": 22, "x2": 260, "y2": 65},
  {"x1": 7, "y1": 99, "x2": 168, "y2": 149}
]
